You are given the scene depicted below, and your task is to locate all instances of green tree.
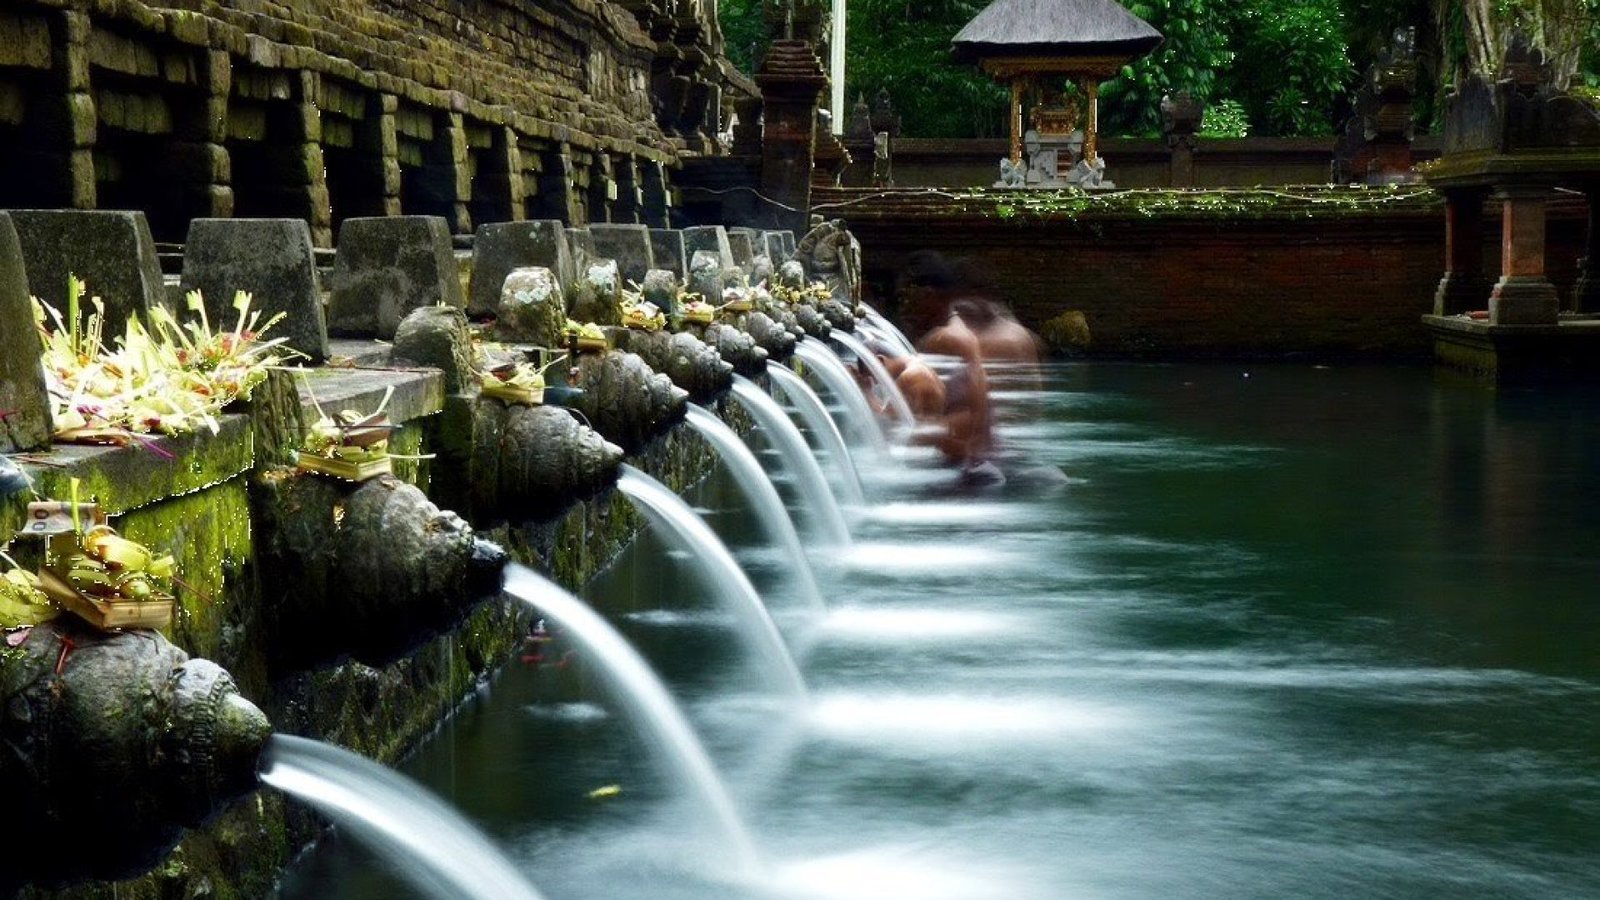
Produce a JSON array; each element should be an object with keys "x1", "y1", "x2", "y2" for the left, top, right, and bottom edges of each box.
[{"x1": 1099, "y1": 0, "x2": 1235, "y2": 136}]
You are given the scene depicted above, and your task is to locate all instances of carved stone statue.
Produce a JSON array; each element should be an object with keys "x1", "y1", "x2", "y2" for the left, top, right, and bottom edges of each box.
[{"x1": 795, "y1": 218, "x2": 862, "y2": 303}]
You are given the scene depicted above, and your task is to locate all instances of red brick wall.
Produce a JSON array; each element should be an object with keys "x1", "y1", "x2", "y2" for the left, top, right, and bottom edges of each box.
[{"x1": 821, "y1": 189, "x2": 1587, "y2": 358}]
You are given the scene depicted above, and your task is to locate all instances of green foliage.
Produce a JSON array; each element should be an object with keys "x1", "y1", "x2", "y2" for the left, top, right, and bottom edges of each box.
[
  {"x1": 714, "y1": 0, "x2": 1600, "y2": 139},
  {"x1": 1226, "y1": 0, "x2": 1353, "y2": 135},
  {"x1": 1199, "y1": 98, "x2": 1250, "y2": 137},
  {"x1": 721, "y1": 0, "x2": 768, "y2": 73},
  {"x1": 845, "y1": 0, "x2": 1007, "y2": 138},
  {"x1": 1100, "y1": 0, "x2": 1235, "y2": 136}
]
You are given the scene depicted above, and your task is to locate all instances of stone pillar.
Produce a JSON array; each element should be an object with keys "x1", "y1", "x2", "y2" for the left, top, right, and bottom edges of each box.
[
  {"x1": 641, "y1": 160, "x2": 671, "y2": 228},
  {"x1": 501, "y1": 127, "x2": 526, "y2": 222},
  {"x1": 58, "y1": 10, "x2": 95, "y2": 209},
  {"x1": 180, "y1": 50, "x2": 233, "y2": 220},
  {"x1": 296, "y1": 71, "x2": 333, "y2": 247},
  {"x1": 1488, "y1": 184, "x2": 1560, "y2": 325},
  {"x1": 1161, "y1": 92, "x2": 1201, "y2": 189},
  {"x1": 378, "y1": 94, "x2": 402, "y2": 217},
  {"x1": 442, "y1": 111, "x2": 473, "y2": 235},
  {"x1": 1573, "y1": 185, "x2": 1600, "y2": 314},
  {"x1": 755, "y1": 40, "x2": 827, "y2": 232},
  {"x1": 1434, "y1": 188, "x2": 1489, "y2": 315}
]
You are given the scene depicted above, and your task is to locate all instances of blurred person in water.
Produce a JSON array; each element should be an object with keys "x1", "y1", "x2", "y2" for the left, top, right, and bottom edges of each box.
[
  {"x1": 949, "y1": 258, "x2": 1043, "y2": 393},
  {"x1": 887, "y1": 251, "x2": 998, "y2": 481}
]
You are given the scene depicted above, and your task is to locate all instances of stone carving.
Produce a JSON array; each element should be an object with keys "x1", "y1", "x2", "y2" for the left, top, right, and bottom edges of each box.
[
  {"x1": 698, "y1": 321, "x2": 769, "y2": 376},
  {"x1": 0, "y1": 620, "x2": 271, "y2": 889},
  {"x1": 254, "y1": 474, "x2": 507, "y2": 671},
  {"x1": 727, "y1": 309, "x2": 798, "y2": 360},
  {"x1": 795, "y1": 218, "x2": 863, "y2": 304},
  {"x1": 609, "y1": 328, "x2": 734, "y2": 401},
  {"x1": 392, "y1": 305, "x2": 477, "y2": 394},
  {"x1": 475, "y1": 403, "x2": 625, "y2": 521},
  {"x1": 567, "y1": 350, "x2": 689, "y2": 450},
  {"x1": 1333, "y1": 28, "x2": 1420, "y2": 184},
  {"x1": 568, "y1": 260, "x2": 625, "y2": 326},
  {"x1": 1442, "y1": 32, "x2": 1600, "y2": 155}
]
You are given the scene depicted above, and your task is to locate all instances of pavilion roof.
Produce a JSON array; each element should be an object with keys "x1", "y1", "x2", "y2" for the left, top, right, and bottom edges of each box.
[{"x1": 951, "y1": 0, "x2": 1163, "y2": 64}]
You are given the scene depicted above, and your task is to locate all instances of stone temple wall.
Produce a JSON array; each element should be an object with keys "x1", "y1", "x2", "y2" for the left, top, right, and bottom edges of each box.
[{"x1": 0, "y1": 0, "x2": 745, "y2": 246}]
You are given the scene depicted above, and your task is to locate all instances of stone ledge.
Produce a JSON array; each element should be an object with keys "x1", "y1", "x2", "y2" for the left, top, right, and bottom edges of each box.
[
  {"x1": 1423, "y1": 314, "x2": 1600, "y2": 380},
  {"x1": 1, "y1": 413, "x2": 254, "y2": 537}
]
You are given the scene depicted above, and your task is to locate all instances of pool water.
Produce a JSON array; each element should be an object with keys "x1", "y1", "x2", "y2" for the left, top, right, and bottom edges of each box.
[{"x1": 279, "y1": 362, "x2": 1600, "y2": 900}]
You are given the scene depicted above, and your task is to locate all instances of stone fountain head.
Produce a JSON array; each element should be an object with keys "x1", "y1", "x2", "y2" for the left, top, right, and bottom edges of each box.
[
  {"x1": 0, "y1": 619, "x2": 271, "y2": 889},
  {"x1": 701, "y1": 322, "x2": 769, "y2": 377},
  {"x1": 609, "y1": 327, "x2": 734, "y2": 402},
  {"x1": 254, "y1": 474, "x2": 511, "y2": 671},
  {"x1": 728, "y1": 309, "x2": 797, "y2": 361},
  {"x1": 472, "y1": 402, "x2": 626, "y2": 521},
  {"x1": 568, "y1": 350, "x2": 690, "y2": 450},
  {"x1": 792, "y1": 302, "x2": 833, "y2": 340}
]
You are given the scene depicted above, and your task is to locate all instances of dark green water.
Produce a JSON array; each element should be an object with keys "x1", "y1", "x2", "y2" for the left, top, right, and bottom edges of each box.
[{"x1": 280, "y1": 362, "x2": 1600, "y2": 899}]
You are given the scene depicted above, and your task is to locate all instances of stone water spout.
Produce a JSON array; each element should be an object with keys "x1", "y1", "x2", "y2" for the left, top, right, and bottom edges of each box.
[
  {"x1": 609, "y1": 327, "x2": 734, "y2": 402},
  {"x1": 726, "y1": 308, "x2": 798, "y2": 361},
  {"x1": 568, "y1": 350, "x2": 690, "y2": 450},
  {"x1": 470, "y1": 402, "x2": 626, "y2": 520},
  {"x1": 391, "y1": 305, "x2": 624, "y2": 521},
  {"x1": 0, "y1": 620, "x2": 271, "y2": 890},
  {"x1": 254, "y1": 474, "x2": 508, "y2": 671},
  {"x1": 693, "y1": 322, "x2": 769, "y2": 376}
]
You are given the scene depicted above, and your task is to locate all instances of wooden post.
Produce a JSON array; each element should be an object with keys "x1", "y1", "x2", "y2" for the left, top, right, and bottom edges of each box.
[
  {"x1": 1009, "y1": 78, "x2": 1023, "y2": 165},
  {"x1": 1083, "y1": 79, "x2": 1100, "y2": 165}
]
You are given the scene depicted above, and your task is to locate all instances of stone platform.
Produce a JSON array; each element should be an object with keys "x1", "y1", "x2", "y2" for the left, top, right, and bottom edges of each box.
[{"x1": 1422, "y1": 314, "x2": 1600, "y2": 380}]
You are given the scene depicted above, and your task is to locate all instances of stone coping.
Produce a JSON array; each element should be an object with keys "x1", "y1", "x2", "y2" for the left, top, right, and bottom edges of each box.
[{"x1": 1421, "y1": 314, "x2": 1600, "y2": 337}]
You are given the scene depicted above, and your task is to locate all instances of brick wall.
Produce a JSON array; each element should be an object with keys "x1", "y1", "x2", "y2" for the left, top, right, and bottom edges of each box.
[{"x1": 819, "y1": 188, "x2": 1588, "y2": 358}]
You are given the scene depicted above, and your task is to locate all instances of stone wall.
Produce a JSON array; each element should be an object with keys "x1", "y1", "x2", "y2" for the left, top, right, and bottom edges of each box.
[
  {"x1": 0, "y1": 0, "x2": 745, "y2": 245},
  {"x1": 822, "y1": 187, "x2": 1589, "y2": 358},
  {"x1": 884, "y1": 136, "x2": 1445, "y2": 190}
]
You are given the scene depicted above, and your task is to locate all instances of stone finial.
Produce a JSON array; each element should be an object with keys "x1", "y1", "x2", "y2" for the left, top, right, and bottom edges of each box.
[
  {"x1": 326, "y1": 216, "x2": 463, "y2": 340},
  {"x1": 725, "y1": 228, "x2": 761, "y2": 267},
  {"x1": 749, "y1": 253, "x2": 775, "y2": 286},
  {"x1": 1160, "y1": 91, "x2": 1204, "y2": 146},
  {"x1": 181, "y1": 218, "x2": 328, "y2": 362},
  {"x1": 682, "y1": 225, "x2": 735, "y2": 269},
  {"x1": 0, "y1": 213, "x2": 51, "y2": 453},
  {"x1": 588, "y1": 224, "x2": 657, "y2": 284},
  {"x1": 6, "y1": 209, "x2": 166, "y2": 335},
  {"x1": 774, "y1": 258, "x2": 807, "y2": 289},
  {"x1": 494, "y1": 267, "x2": 567, "y2": 347},
  {"x1": 649, "y1": 229, "x2": 689, "y2": 279},
  {"x1": 392, "y1": 305, "x2": 476, "y2": 394},
  {"x1": 569, "y1": 259, "x2": 623, "y2": 326},
  {"x1": 470, "y1": 220, "x2": 575, "y2": 318}
]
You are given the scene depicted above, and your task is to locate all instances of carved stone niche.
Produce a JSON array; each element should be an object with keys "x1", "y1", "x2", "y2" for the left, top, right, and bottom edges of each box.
[{"x1": 1333, "y1": 27, "x2": 1419, "y2": 185}]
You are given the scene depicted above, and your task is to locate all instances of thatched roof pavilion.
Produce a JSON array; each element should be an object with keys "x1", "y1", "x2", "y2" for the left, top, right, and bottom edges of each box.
[{"x1": 953, "y1": 0, "x2": 1162, "y2": 168}]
